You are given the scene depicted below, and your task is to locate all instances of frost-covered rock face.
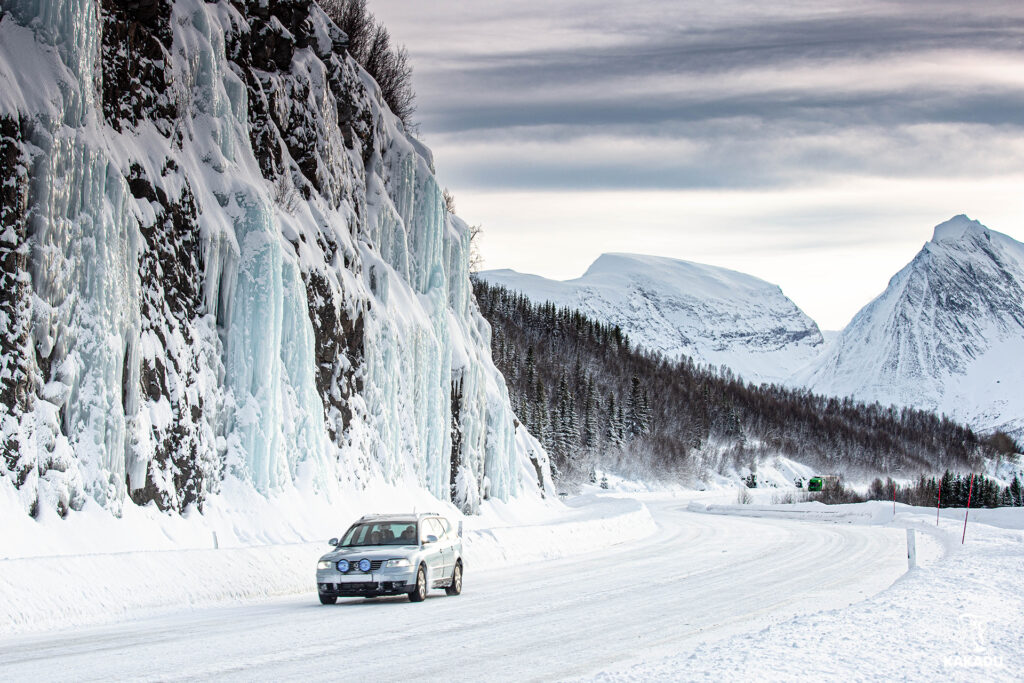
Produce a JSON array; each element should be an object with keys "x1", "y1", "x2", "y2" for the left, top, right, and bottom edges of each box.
[
  {"x1": 480, "y1": 253, "x2": 824, "y2": 385},
  {"x1": 0, "y1": 0, "x2": 549, "y2": 516},
  {"x1": 797, "y1": 215, "x2": 1024, "y2": 439}
]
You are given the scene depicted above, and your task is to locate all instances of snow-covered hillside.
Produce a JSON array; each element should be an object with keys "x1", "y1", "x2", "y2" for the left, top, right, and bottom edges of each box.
[
  {"x1": 480, "y1": 253, "x2": 824, "y2": 384},
  {"x1": 0, "y1": 0, "x2": 551, "y2": 521},
  {"x1": 797, "y1": 215, "x2": 1024, "y2": 439}
]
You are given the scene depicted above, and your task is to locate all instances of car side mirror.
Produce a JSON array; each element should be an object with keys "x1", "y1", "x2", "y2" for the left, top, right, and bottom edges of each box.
[
  {"x1": 329, "y1": 538, "x2": 339, "y2": 546},
  {"x1": 424, "y1": 534, "x2": 438, "y2": 545}
]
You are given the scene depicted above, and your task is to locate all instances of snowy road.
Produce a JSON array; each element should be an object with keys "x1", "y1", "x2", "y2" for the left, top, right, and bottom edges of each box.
[{"x1": 0, "y1": 501, "x2": 907, "y2": 681}]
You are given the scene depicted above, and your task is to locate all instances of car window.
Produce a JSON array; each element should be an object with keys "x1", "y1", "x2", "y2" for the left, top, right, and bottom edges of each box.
[
  {"x1": 435, "y1": 517, "x2": 451, "y2": 538},
  {"x1": 420, "y1": 518, "x2": 441, "y2": 541},
  {"x1": 430, "y1": 518, "x2": 447, "y2": 539},
  {"x1": 340, "y1": 521, "x2": 417, "y2": 546}
]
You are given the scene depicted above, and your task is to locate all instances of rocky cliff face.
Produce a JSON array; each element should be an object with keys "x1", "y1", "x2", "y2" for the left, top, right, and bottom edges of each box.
[
  {"x1": 481, "y1": 253, "x2": 824, "y2": 385},
  {"x1": 797, "y1": 215, "x2": 1024, "y2": 439},
  {"x1": 0, "y1": 0, "x2": 550, "y2": 517}
]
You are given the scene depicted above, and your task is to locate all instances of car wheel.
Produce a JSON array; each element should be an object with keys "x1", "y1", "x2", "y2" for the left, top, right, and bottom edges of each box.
[
  {"x1": 319, "y1": 593, "x2": 337, "y2": 605},
  {"x1": 409, "y1": 564, "x2": 427, "y2": 602},
  {"x1": 445, "y1": 561, "x2": 463, "y2": 596}
]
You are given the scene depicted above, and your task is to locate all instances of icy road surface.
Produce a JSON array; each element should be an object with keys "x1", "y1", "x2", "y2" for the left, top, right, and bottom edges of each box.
[{"x1": 0, "y1": 501, "x2": 906, "y2": 681}]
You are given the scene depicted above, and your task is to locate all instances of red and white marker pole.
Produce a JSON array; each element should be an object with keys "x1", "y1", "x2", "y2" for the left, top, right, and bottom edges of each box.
[{"x1": 962, "y1": 473, "x2": 975, "y2": 545}]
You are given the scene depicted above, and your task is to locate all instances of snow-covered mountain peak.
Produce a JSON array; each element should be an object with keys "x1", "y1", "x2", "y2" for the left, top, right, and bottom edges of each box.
[
  {"x1": 480, "y1": 253, "x2": 823, "y2": 385},
  {"x1": 581, "y1": 253, "x2": 777, "y2": 300},
  {"x1": 798, "y1": 216, "x2": 1024, "y2": 438},
  {"x1": 930, "y1": 214, "x2": 987, "y2": 244}
]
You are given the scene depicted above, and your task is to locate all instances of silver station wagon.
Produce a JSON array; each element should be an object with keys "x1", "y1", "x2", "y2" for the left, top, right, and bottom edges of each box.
[{"x1": 316, "y1": 512, "x2": 464, "y2": 604}]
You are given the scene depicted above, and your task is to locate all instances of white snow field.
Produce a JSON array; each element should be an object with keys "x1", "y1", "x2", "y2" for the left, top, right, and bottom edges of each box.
[{"x1": 4, "y1": 494, "x2": 1012, "y2": 682}]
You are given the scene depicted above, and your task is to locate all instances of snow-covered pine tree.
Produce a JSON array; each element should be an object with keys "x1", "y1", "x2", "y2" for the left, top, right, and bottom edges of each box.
[
  {"x1": 535, "y1": 380, "x2": 551, "y2": 451},
  {"x1": 552, "y1": 371, "x2": 578, "y2": 467},
  {"x1": 581, "y1": 377, "x2": 597, "y2": 450},
  {"x1": 524, "y1": 345, "x2": 535, "y2": 388},
  {"x1": 627, "y1": 376, "x2": 644, "y2": 437},
  {"x1": 1010, "y1": 475, "x2": 1022, "y2": 506}
]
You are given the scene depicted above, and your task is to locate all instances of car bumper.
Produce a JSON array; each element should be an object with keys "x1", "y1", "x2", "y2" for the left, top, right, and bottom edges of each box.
[
  {"x1": 316, "y1": 569, "x2": 416, "y2": 597},
  {"x1": 317, "y1": 580, "x2": 414, "y2": 597}
]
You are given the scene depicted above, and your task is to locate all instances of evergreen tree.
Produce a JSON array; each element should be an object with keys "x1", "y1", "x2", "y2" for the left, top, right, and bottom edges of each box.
[
  {"x1": 627, "y1": 376, "x2": 644, "y2": 437},
  {"x1": 940, "y1": 470, "x2": 954, "y2": 508},
  {"x1": 534, "y1": 380, "x2": 550, "y2": 450},
  {"x1": 581, "y1": 378, "x2": 598, "y2": 450},
  {"x1": 552, "y1": 372, "x2": 578, "y2": 466}
]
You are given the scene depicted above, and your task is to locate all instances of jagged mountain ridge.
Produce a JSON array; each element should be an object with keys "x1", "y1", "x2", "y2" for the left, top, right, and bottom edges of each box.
[
  {"x1": 480, "y1": 253, "x2": 824, "y2": 385},
  {"x1": 797, "y1": 215, "x2": 1024, "y2": 439},
  {"x1": 0, "y1": 0, "x2": 550, "y2": 517}
]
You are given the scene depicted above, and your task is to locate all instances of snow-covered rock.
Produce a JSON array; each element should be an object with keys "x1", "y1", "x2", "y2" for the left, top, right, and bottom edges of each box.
[
  {"x1": 480, "y1": 253, "x2": 824, "y2": 385},
  {"x1": 0, "y1": 0, "x2": 550, "y2": 518},
  {"x1": 796, "y1": 215, "x2": 1024, "y2": 439}
]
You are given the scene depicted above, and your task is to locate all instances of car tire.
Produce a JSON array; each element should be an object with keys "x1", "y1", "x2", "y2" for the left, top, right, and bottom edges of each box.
[
  {"x1": 409, "y1": 564, "x2": 427, "y2": 602},
  {"x1": 445, "y1": 561, "x2": 463, "y2": 596},
  {"x1": 319, "y1": 593, "x2": 337, "y2": 605}
]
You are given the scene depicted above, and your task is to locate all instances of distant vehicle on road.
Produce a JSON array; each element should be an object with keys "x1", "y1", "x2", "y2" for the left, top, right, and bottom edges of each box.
[
  {"x1": 316, "y1": 513, "x2": 463, "y2": 604},
  {"x1": 807, "y1": 475, "x2": 840, "y2": 492}
]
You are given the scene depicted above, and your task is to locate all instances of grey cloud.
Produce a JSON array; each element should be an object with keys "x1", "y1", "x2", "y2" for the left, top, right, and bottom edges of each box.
[
  {"x1": 420, "y1": 12, "x2": 1024, "y2": 89},
  {"x1": 376, "y1": 0, "x2": 1024, "y2": 192},
  {"x1": 419, "y1": 90, "x2": 1024, "y2": 135}
]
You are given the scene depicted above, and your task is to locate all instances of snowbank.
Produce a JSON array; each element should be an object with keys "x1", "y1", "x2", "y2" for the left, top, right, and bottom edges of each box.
[
  {"x1": 690, "y1": 499, "x2": 1024, "y2": 530},
  {"x1": 591, "y1": 503, "x2": 1024, "y2": 681},
  {"x1": 465, "y1": 495, "x2": 656, "y2": 571},
  {"x1": 0, "y1": 495, "x2": 655, "y2": 636}
]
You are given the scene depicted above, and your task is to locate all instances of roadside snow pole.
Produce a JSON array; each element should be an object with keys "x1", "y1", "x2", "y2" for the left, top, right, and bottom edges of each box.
[
  {"x1": 936, "y1": 484, "x2": 942, "y2": 526},
  {"x1": 961, "y1": 474, "x2": 975, "y2": 544},
  {"x1": 906, "y1": 529, "x2": 916, "y2": 569},
  {"x1": 213, "y1": 532, "x2": 219, "y2": 550},
  {"x1": 892, "y1": 482, "x2": 896, "y2": 517}
]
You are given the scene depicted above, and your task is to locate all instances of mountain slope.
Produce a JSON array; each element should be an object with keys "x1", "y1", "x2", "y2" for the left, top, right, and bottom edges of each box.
[
  {"x1": 797, "y1": 215, "x2": 1024, "y2": 438},
  {"x1": 480, "y1": 253, "x2": 824, "y2": 384},
  {"x1": 474, "y1": 277, "x2": 995, "y2": 483}
]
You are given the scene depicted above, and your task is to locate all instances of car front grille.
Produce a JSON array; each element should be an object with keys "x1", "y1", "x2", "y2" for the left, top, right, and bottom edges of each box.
[{"x1": 341, "y1": 559, "x2": 384, "y2": 572}]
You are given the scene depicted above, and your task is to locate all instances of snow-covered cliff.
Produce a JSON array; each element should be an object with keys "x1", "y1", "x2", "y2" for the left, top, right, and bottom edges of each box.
[
  {"x1": 0, "y1": 0, "x2": 550, "y2": 518},
  {"x1": 480, "y1": 253, "x2": 824, "y2": 385},
  {"x1": 797, "y1": 215, "x2": 1024, "y2": 439}
]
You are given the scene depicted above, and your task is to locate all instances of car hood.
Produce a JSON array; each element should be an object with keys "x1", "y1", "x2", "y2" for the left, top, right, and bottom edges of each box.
[{"x1": 319, "y1": 545, "x2": 419, "y2": 562}]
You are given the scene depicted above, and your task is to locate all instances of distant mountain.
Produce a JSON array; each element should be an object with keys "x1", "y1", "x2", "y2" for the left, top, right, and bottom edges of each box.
[
  {"x1": 796, "y1": 215, "x2": 1024, "y2": 439},
  {"x1": 473, "y1": 277, "x2": 994, "y2": 483},
  {"x1": 480, "y1": 253, "x2": 824, "y2": 385}
]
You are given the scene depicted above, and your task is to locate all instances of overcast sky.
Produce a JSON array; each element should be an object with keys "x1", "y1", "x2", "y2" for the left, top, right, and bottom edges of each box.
[{"x1": 372, "y1": 0, "x2": 1024, "y2": 329}]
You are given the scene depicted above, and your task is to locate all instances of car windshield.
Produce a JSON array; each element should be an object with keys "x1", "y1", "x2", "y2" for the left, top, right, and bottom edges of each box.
[{"x1": 338, "y1": 521, "x2": 418, "y2": 547}]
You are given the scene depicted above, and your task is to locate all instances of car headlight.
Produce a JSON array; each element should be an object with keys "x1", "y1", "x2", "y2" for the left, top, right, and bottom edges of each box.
[
  {"x1": 317, "y1": 560, "x2": 333, "y2": 570},
  {"x1": 385, "y1": 558, "x2": 411, "y2": 568},
  {"x1": 337, "y1": 559, "x2": 350, "y2": 572},
  {"x1": 358, "y1": 558, "x2": 371, "y2": 572}
]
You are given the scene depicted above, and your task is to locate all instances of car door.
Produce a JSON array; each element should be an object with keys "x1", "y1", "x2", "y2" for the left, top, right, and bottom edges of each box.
[
  {"x1": 421, "y1": 518, "x2": 446, "y2": 584},
  {"x1": 433, "y1": 517, "x2": 454, "y2": 579}
]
